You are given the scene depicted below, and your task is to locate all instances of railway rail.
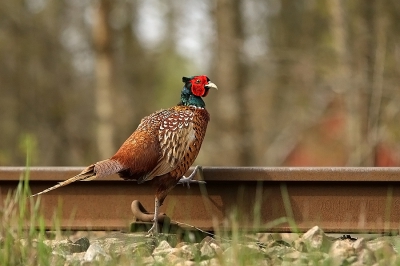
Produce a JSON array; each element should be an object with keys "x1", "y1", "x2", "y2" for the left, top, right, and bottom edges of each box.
[{"x1": 1, "y1": 167, "x2": 400, "y2": 234}]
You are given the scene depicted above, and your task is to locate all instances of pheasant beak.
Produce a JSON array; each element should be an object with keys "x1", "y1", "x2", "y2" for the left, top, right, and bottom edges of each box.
[{"x1": 205, "y1": 82, "x2": 218, "y2": 90}]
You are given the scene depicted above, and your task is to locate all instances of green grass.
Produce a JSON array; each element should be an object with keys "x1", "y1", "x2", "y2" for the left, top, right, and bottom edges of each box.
[{"x1": 0, "y1": 156, "x2": 51, "y2": 265}]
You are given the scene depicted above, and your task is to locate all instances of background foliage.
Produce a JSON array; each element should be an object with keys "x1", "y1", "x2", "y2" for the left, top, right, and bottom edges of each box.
[{"x1": 1, "y1": 0, "x2": 400, "y2": 167}]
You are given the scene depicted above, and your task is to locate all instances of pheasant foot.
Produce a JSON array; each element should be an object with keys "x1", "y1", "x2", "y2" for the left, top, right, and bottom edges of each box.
[{"x1": 177, "y1": 165, "x2": 206, "y2": 188}]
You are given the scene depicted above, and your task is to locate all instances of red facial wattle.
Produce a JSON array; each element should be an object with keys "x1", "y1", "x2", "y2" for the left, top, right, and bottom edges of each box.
[{"x1": 190, "y1": 76, "x2": 209, "y2": 97}]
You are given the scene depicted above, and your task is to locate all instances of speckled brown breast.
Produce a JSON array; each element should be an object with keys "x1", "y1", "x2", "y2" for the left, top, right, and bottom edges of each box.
[{"x1": 168, "y1": 106, "x2": 210, "y2": 179}]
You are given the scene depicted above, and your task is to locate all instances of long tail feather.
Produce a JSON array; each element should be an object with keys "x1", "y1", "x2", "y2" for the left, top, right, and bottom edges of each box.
[
  {"x1": 30, "y1": 164, "x2": 96, "y2": 197},
  {"x1": 30, "y1": 159, "x2": 125, "y2": 197}
]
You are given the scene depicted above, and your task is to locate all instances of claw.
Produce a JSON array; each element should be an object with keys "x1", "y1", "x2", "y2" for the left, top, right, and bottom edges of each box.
[
  {"x1": 177, "y1": 166, "x2": 206, "y2": 188},
  {"x1": 146, "y1": 221, "x2": 158, "y2": 237}
]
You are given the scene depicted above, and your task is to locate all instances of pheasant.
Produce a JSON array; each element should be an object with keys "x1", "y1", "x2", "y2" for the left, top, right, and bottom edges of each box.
[{"x1": 31, "y1": 75, "x2": 217, "y2": 235}]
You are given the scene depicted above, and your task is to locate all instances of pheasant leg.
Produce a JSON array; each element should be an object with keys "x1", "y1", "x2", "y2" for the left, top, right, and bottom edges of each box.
[
  {"x1": 177, "y1": 166, "x2": 206, "y2": 188},
  {"x1": 147, "y1": 197, "x2": 160, "y2": 236}
]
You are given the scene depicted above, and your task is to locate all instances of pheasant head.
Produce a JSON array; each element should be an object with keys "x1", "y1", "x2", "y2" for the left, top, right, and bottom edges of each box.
[{"x1": 180, "y1": 75, "x2": 218, "y2": 108}]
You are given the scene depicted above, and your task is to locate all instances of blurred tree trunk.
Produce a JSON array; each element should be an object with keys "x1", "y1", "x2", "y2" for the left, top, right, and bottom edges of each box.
[
  {"x1": 361, "y1": 0, "x2": 387, "y2": 166},
  {"x1": 214, "y1": 0, "x2": 253, "y2": 166},
  {"x1": 327, "y1": 0, "x2": 362, "y2": 166},
  {"x1": 366, "y1": 1, "x2": 387, "y2": 166},
  {"x1": 93, "y1": 0, "x2": 115, "y2": 158}
]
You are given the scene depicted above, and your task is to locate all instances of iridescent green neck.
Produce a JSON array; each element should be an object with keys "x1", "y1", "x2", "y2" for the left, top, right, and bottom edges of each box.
[{"x1": 179, "y1": 87, "x2": 205, "y2": 108}]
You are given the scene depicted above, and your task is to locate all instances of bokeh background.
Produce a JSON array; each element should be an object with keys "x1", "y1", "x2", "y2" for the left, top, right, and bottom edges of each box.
[{"x1": 1, "y1": 0, "x2": 400, "y2": 167}]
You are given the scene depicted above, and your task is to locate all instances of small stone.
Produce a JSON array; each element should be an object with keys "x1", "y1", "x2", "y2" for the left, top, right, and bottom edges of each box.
[
  {"x1": 266, "y1": 244, "x2": 294, "y2": 258},
  {"x1": 139, "y1": 256, "x2": 155, "y2": 265},
  {"x1": 375, "y1": 255, "x2": 398, "y2": 266},
  {"x1": 131, "y1": 242, "x2": 154, "y2": 257},
  {"x1": 49, "y1": 252, "x2": 67, "y2": 265},
  {"x1": 153, "y1": 255, "x2": 164, "y2": 263},
  {"x1": 343, "y1": 255, "x2": 358, "y2": 265},
  {"x1": 355, "y1": 248, "x2": 376, "y2": 265},
  {"x1": 176, "y1": 241, "x2": 190, "y2": 248},
  {"x1": 155, "y1": 233, "x2": 178, "y2": 247},
  {"x1": 176, "y1": 260, "x2": 196, "y2": 266},
  {"x1": 200, "y1": 242, "x2": 215, "y2": 258},
  {"x1": 152, "y1": 240, "x2": 175, "y2": 256},
  {"x1": 219, "y1": 242, "x2": 231, "y2": 251},
  {"x1": 301, "y1": 226, "x2": 332, "y2": 252},
  {"x1": 352, "y1": 237, "x2": 367, "y2": 251},
  {"x1": 210, "y1": 243, "x2": 223, "y2": 256},
  {"x1": 91, "y1": 237, "x2": 120, "y2": 254},
  {"x1": 257, "y1": 233, "x2": 281, "y2": 244},
  {"x1": 282, "y1": 250, "x2": 302, "y2": 261},
  {"x1": 246, "y1": 243, "x2": 262, "y2": 250},
  {"x1": 293, "y1": 238, "x2": 307, "y2": 252},
  {"x1": 328, "y1": 239, "x2": 358, "y2": 266},
  {"x1": 65, "y1": 252, "x2": 85, "y2": 263},
  {"x1": 44, "y1": 239, "x2": 77, "y2": 256},
  {"x1": 200, "y1": 236, "x2": 220, "y2": 247},
  {"x1": 155, "y1": 240, "x2": 172, "y2": 250},
  {"x1": 306, "y1": 251, "x2": 329, "y2": 263},
  {"x1": 84, "y1": 243, "x2": 110, "y2": 262},
  {"x1": 172, "y1": 244, "x2": 199, "y2": 260},
  {"x1": 367, "y1": 238, "x2": 396, "y2": 260},
  {"x1": 281, "y1": 233, "x2": 300, "y2": 244},
  {"x1": 268, "y1": 239, "x2": 291, "y2": 248},
  {"x1": 199, "y1": 258, "x2": 222, "y2": 266},
  {"x1": 71, "y1": 237, "x2": 90, "y2": 253},
  {"x1": 165, "y1": 253, "x2": 184, "y2": 264},
  {"x1": 223, "y1": 244, "x2": 266, "y2": 263},
  {"x1": 329, "y1": 240, "x2": 354, "y2": 259}
]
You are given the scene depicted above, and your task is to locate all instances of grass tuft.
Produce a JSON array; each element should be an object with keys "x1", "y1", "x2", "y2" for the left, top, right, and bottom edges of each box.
[{"x1": 0, "y1": 137, "x2": 54, "y2": 265}]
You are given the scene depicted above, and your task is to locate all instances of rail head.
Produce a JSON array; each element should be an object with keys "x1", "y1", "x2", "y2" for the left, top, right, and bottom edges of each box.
[{"x1": 1, "y1": 166, "x2": 400, "y2": 182}]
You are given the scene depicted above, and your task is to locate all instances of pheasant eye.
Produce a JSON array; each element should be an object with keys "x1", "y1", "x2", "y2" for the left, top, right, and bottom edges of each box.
[{"x1": 195, "y1": 79, "x2": 201, "y2": 84}]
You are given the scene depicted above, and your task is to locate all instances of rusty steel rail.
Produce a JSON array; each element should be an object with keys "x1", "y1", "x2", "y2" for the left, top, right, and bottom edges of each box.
[{"x1": 1, "y1": 167, "x2": 400, "y2": 233}]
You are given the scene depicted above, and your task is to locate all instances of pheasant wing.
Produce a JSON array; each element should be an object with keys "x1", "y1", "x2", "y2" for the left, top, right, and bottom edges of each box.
[{"x1": 138, "y1": 108, "x2": 196, "y2": 182}]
